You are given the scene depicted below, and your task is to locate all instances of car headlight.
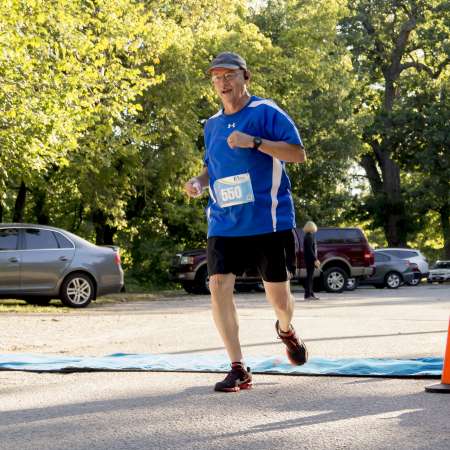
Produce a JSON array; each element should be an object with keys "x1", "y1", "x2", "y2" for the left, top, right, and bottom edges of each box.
[{"x1": 180, "y1": 256, "x2": 195, "y2": 265}]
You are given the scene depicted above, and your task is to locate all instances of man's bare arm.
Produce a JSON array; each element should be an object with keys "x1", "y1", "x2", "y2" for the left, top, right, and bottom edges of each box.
[
  {"x1": 227, "y1": 130, "x2": 306, "y2": 163},
  {"x1": 255, "y1": 140, "x2": 306, "y2": 163}
]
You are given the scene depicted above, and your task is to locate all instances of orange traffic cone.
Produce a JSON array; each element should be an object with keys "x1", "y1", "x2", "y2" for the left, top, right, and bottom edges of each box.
[{"x1": 425, "y1": 317, "x2": 450, "y2": 393}]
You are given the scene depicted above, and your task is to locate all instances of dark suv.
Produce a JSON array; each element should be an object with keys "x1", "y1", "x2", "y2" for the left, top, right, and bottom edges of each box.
[{"x1": 171, "y1": 227, "x2": 374, "y2": 295}]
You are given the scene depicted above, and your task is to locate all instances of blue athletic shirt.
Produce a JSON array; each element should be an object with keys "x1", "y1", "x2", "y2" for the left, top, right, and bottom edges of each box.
[{"x1": 204, "y1": 95, "x2": 303, "y2": 238}]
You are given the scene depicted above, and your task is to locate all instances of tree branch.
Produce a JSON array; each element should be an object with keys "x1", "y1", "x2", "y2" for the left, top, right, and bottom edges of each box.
[
  {"x1": 360, "y1": 154, "x2": 383, "y2": 194},
  {"x1": 400, "y1": 61, "x2": 434, "y2": 76},
  {"x1": 435, "y1": 57, "x2": 450, "y2": 78},
  {"x1": 390, "y1": 16, "x2": 417, "y2": 78},
  {"x1": 400, "y1": 57, "x2": 450, "y2": 79}
]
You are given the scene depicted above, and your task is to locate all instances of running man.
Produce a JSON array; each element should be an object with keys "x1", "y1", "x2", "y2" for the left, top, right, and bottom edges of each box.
[{"x1": 185, "y1": 52, "x2": 308, "y2": 392}]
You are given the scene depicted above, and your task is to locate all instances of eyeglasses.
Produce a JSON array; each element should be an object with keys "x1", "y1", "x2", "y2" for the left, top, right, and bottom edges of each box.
[{"x1": 211, "y1": 71, "x2": 241, "y2": 83}]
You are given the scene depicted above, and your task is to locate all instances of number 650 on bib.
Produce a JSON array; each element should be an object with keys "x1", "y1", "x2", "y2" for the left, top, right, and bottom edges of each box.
[{"x1": 213, "y1": 173, "x2": 255, "y2": 208}]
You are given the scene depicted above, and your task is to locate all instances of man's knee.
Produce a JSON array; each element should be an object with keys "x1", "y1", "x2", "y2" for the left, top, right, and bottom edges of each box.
[{"x1": 209, "y1": 274, "x2": 234, "y2": 297}]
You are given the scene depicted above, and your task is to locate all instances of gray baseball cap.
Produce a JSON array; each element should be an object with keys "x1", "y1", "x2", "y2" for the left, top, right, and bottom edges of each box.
[{"x1": 208, "y1": 52, "x2": 247, "y2": 72}]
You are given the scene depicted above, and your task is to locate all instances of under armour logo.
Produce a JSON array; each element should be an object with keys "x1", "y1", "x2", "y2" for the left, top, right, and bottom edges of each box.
[{"x1": 228, "y1": 122, "x2": 236, "y2": 128}]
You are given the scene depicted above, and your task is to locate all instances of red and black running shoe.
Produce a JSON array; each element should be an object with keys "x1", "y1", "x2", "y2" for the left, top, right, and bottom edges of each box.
[
  {"x1": 214, "y1": 362, "x2": 253, "y2": 392},
  {"x1": 275, "y1": 320, "x2": 308, "y2": 365}
]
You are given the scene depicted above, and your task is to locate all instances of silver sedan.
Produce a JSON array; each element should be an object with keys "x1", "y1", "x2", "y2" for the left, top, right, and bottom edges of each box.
[{"x1": 0, "y1": 224, "x2": 124, "y2": 308}]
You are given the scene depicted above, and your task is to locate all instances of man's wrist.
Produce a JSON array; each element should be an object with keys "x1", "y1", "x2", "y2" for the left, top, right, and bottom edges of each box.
[
  {"x1": 252, "y1": 136, "x2": 263, "y2": 149},
  {"x1": 190, "y1": 177, "x2": 203, "y2": 187}
]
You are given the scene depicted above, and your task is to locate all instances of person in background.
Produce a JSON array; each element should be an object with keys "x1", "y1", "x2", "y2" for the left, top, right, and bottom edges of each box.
[{"x1": 303, "y1": 221, "x2": 320, "y2": 300}]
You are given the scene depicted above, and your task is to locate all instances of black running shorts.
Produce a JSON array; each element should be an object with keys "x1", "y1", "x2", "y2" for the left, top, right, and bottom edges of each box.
[{"x1": 207, "y1": 229, "x2": 297, "y2": 282}]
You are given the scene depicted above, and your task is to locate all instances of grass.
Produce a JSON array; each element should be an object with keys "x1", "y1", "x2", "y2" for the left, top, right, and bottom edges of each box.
[
  {"x1": 0, "y1": 288, "x2": 186, "y2": 314},
  {"x1": 0, "y1": 299, "x2": 71, "y2": 314}
]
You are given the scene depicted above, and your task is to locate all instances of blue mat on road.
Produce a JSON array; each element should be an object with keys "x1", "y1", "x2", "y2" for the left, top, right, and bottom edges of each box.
[{"x1": 0, "y1": 353, "x2": 443, "y2": 378}]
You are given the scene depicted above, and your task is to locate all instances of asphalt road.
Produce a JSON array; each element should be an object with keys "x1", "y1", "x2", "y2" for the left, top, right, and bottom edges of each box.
[{"x1": 1, "y1": 284, "x2": 449, "y2": 450}]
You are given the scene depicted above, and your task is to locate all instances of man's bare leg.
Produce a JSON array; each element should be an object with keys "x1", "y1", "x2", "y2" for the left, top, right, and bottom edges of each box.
[
  {"x1": 209, "y1": 273, "x2": 243, "y2": 362},
  {"x1": 263, "y1": 280, "x2": 294, "y2": 331},
  {"x1": 264, "y1": 279, "x2": 308, "y2": 365}
]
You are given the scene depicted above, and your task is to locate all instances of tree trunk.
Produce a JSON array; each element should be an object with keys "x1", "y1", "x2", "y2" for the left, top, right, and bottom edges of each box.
[
  {"x1": 359, "y1": 76, "x2": 407, "y2": 247},
  {"x1": 439, "y1": 206, "x2": 450, "y2": 259},
  {"x1": 377, "y1": 73, "x2": 407, "y2": 246},
  {"x1": 358, "y1": 13, "x2": 419, "y2": 248},
  {"x1": 33, "y1": 189, "x2": 50, "y2": 225},
  {"x1": 13, "y1": 181, "x2": 27, "y2": 222},
  {"x1": 360, "y1": 149, "x2": 407, "y2": 247},
  {"x1": 93, "y1": 209, "x2": 116, "y2": 245},
  {"x1": 379, "y1": 152, "x2": 407, "y2": 247}
]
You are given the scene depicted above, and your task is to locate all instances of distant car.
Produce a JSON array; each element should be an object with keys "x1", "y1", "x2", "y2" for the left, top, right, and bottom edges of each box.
[
  {"x1": 0, "y1": 224, "x2": 124, "y2": 308},
  {"x1": 427, "y1": 261, "x2": 450, "y2": 283},
  {"x1": 359, "y1": 251, "x2": 415, "y2": 289},
  {"x1": 171, "y1": 227, "x2": 374, "y2": 294},
  {"x1": 375, "y1": 248, "x2": 429, "y2": 285}
]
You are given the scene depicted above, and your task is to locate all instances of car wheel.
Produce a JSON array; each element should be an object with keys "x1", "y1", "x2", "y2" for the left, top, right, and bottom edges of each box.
[
  {"x1": 60, "y1": 272, "x2": 94, "y2": 308},
  {"x1": 385, "y1": 272, "x2": 401, "y2": 289},
  {"x1": 192, "y1": 265, "x2": 210, "y2": 295},
  {"x1": 406, "y1": 277, "x2": 420, "y2": 286},
  {"x1": 23, "y1": 297, "x2": 52, "y2": 306},
  {"x1": 346, "y1": 277, "x2": 359, "y2": 291},
  {"x1": 323, "y1": 267, "x2": 348, "y2": 293}
]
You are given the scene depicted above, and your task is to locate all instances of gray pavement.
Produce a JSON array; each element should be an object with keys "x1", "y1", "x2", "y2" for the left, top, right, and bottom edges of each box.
[{"x1": 1, "y1": 284, "x2": 450, "y2": 450}]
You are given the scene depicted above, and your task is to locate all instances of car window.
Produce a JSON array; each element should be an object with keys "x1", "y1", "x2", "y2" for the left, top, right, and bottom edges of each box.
[
  {"x1": 24, "y1": 229, "x2": 59, "y2": 250},
  {"x1": 384, "y1": 250, "x2": 402, "y2": 258},
  {"x1": 435, "y1": 262, "x2": 450, "y2": 269},
  {"x1": 383, "y1": 249, "x2": 418, "y2": 258},
  {"x1": 53, "y1": 231, "x2": 74, "y2": 249},
  {"x1": 380, "y1": 250, "x2": 395, "y2": 257},
  {"x1": 375, "y1": 253, "x2": 389, "y2": 262},
  {"x1": 316, "y1": 229, "x2": 345, "y2": 244},
  {"x1": 343, "y1": 229, "x2": 363, "y2": 243},
  {"x1": 0, "y1": 228, "x2": 19, "y2": 251},
  {"x1": 400, "y1": 250, "x2": 418, "y2": 258}
]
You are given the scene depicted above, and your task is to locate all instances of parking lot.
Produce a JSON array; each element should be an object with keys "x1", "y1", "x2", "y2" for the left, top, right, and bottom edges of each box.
[{"x1": 1, "y1": 284, "x2": 449, "y2": 450}]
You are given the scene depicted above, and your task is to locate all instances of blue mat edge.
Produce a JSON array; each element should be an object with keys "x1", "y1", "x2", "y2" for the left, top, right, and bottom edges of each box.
[
  {"x1": 0, "y1": 353, "x2": 443, "y2": 379},
  {"x1": 0, "y1": 367, "x2": 442, "y2": 379}
]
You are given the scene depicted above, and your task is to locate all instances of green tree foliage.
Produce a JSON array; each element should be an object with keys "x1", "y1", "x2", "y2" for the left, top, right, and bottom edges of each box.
[
  {"x1": 122, "y1": 1, "x2": 281, "y2": 284},
  {"x1": 340, "y1": 0, "x2": 449, "y2": 246},
  {"x1": 250, "y1": 0, "x2": 360, "y2": 226},
  {"x1": 1, "y1": 0, "x2": 448, "y2": 287},
  {"x1": 0, "y1": 0, "x2": 160, "y2": 228},
  {"x1": 391, "y1": 72, "x2": 450, "y2": 257}
]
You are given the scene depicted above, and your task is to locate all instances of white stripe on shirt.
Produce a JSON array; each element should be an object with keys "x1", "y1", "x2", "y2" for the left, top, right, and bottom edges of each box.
[
  {"x1": 209, "y1": 110, "x2": 223, "y2": 120},
  {"x1": 271, "y1": 158, "x2": 283, "y2": 232},
  {"x1": 248, "y1": 99, "x2": 302, "y2": 143}
]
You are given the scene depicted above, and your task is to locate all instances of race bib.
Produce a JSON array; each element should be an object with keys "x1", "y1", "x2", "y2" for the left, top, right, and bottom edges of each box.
[{"x1": 213, "y1": 173, "x2": 255, "y2": 208}]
